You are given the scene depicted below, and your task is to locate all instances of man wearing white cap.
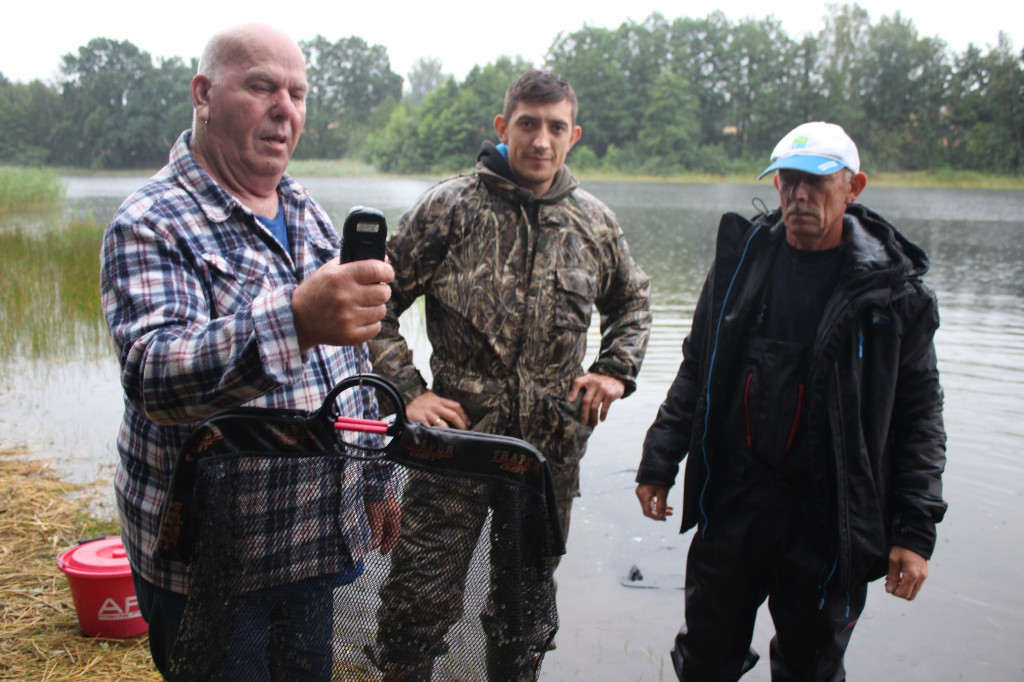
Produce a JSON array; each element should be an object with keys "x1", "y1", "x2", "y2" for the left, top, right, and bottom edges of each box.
[{"x1": 635, "y1": 122, "x2": 947, "y2": 680}]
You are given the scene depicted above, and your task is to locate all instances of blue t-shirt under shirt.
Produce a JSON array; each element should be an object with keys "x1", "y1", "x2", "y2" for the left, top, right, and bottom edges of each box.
[{"x1": 257, "y1": 200, "x2": 290, "y2": 256}]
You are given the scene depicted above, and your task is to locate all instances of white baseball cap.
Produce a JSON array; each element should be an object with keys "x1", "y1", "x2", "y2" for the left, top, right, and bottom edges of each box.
[{"x1": 758, "y1": 122, "x2": 860, "y2": 179}]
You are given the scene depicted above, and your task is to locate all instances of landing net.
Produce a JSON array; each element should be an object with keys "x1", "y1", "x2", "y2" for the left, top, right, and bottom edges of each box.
[{"x1": 155, "y1": 374, "x2": 564, "y2": 681}]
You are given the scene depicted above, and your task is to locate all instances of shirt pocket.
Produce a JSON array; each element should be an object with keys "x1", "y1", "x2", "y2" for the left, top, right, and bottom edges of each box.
[
  {"x1": 554, "y1": 268, "x2": 596, "y2": 331},
  {"x1": 201, "y1": 248, "x2": 272, "y2": 317}
]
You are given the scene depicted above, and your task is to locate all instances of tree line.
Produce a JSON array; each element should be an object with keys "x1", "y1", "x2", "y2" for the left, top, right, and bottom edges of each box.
[{"x1": 1, "y1": 5, "x2": 1021, "y2": 175}]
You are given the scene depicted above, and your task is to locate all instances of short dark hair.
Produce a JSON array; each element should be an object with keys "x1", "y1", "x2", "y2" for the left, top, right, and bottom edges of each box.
[{"x1": 503, "y1": 70, "x2": 578, "y2": 124}]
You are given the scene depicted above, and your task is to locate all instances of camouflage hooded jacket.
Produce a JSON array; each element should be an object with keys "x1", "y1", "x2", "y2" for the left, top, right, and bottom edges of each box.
[{"x1": 369, "y1": 143, "x2": 651, "y2": 496}]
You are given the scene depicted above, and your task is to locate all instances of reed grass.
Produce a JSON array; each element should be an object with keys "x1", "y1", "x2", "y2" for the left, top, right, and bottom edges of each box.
[
  {"x1": 0, "y1": 450, "x2": 160, "y2": 681},
  {"x1": 286, "y1": 158, "x2": 382, "y2": 177},
  {"x1": 0, "y1": 166, "x2": 66, "y2": 212},
  {"x1": 0, "y1": 451, "x2": 388, "y2": 680},
  {"x1": 0, "y1": 219, "x2": 109, "y2": 361}
]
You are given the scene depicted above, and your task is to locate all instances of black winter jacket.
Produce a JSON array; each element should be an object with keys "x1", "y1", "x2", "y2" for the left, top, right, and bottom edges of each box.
[{"x1": 637, "y1": 203, "x2": 947, "y2": 591}]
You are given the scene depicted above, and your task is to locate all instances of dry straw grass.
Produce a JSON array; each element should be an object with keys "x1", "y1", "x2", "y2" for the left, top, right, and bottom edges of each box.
[{"x1": 0, "y1": 449, "x2": 160, "y2": 681}]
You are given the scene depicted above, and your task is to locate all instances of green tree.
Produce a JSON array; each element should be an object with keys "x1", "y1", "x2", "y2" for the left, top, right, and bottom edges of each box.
[
  {"x1": 665, "y1": 12, "x2": 736, "y2": 149},
  {"x1": 788, "y1": 36, "x2": 827, "y2": 124},
  {"x1": 408, "y1": 56, "x2": 445, "y2": 107},
  {"x1": 420, "y1": 56, "x2": 531, "y2": 171},
  {"x1": 611, "y1": 15, "x2": 671, "y2": 143},
  {"x1": 363, "y1": 99, "x2": 425, "y2": 173},
  {"x1": 52, "y1": 38, "x2": 190, "y2": 168},
  {"x1": 463, "y1": 56, "x2": 529, "y2": 122},
  {"x1": 949, "y1": 44, "x2": 990, "y2": 134},
  {"x1": 413, "y1": 77, "x2": 480, "y2": 171},
  {"x1": 722, "y1": 17, "x2": 795, "y2": 160},
  {"x1": 816, "y1": 3, "x2": 873, "y2": 139},
  {"x1": 635, "y1": 71, "x2": 701, "y2": 172},
  {"x1": 986, "y1": 37, "x2": 1024, "y2": 172},
  {"x1": 0, "y1": 13, "x2": 1018, "y2": 175},
  {"x1": 0, "y1": 79, "x2": 62, "y2": 165},
  {"x1": 299, "y1": 35, "x2": 403, "y2": 159},
  {"x1": 124, "y1": 57, "x2": 195, "y2": 163},
  {"x1": 366, "y1": 56, "x2": 531, "y2": 173},
  {"x1": 859, "y1": 13, "x2": 952, "y2": 169},
  {"x1": 949, "y1": 34, "x2": 1024, "y2": 172},
  {"x1": 547, "y1": 26, "x2": 632, "y2": 157}
]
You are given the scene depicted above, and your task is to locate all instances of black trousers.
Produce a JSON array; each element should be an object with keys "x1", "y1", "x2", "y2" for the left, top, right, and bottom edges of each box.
[
  {"x1": 672, "y1": 464, "x2": 867, "y2": 682},
  {"x1": 132, "y1": 569, "x2": 349, "y2": 681}
]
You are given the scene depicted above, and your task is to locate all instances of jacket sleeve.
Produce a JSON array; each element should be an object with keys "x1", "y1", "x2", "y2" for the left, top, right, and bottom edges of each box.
[
  {"x1": 635, "y1": 268, "x2": 714, "y2": 487},
  {"x1": 367, "y1": 185, "x2": 454, "y2": 402},
  {"x1": 887, "y1": 283, "x2": 948, "y2": 559},
  {"x1": 589, "y1": 211, "x2": 652, "y2": 397}
]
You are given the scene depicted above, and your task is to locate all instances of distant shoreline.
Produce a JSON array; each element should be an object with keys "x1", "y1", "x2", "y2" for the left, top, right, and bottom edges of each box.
[{"x1": 44, "y1": 162, "x2": 1024, "y2": 191}]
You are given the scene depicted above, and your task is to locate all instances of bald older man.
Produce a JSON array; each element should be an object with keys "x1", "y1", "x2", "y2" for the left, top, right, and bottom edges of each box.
[{"x1": 101, "y1": 24, "x2": 398, "y2": 678}]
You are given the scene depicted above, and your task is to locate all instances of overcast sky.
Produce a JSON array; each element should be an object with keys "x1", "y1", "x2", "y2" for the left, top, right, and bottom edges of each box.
[{"x1": 3, "y1": 1, "x2": 1019, "y2": 86}]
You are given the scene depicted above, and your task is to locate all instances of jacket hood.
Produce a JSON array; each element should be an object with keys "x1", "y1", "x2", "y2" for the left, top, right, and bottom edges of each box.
[
  {"x1": 844, "y1": 203, "x2": 930, "y2": 279},
  {"x1": 477, "y1": 140, "x2": 515, "y2": 182},
  {"x1": 475, "y1": 140, "x2": 579, "y2": 203}
]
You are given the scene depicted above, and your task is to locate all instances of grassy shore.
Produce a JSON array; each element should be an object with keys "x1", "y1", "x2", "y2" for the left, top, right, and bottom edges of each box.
[
  {"x1": 281, "y1": 158, "x2": 1024, "y2": 190},
  {"x1": 25, "y1": 160, "x2": 1024, "y2": 191},
  {"x1": 573, "y1": 167, "x2": 1024, "y2": 190},
  {"x1": 0, "y1": 166, "x2": 66, "y2": 212},
  {"x1": 0, "y1": 450, "x2": 159, "y2": 680}
]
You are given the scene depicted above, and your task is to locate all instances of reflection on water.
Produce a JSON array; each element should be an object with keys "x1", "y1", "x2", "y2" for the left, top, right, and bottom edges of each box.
[
  {"x1": 1, "y1": 176, "x2": 1022, "y2": 680},
  {"x1": 936, "y1": 298, "x2": 1024, "y2": 505}
]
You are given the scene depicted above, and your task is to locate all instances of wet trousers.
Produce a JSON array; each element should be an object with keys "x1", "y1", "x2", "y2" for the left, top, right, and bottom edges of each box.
[
  {"x1": 371, "y1": 470, "x2": 570, "y2": 681},
  {"x1": 672, "y1": 463, "x2": 866, "y2": 681},
  {"x1": 132, "y1": 570, "x2": 353, "y2": 680}
]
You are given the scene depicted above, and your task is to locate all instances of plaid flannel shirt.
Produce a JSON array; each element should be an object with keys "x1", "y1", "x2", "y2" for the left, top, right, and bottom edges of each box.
[{"x1": 101, "y1": 130, "x2": 392, "y2": 593}]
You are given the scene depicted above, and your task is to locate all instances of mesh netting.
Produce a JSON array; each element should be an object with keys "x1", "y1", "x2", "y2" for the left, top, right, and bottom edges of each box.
[{"x1": 155, "y1": 375, "x2": 564, "y2": 681}]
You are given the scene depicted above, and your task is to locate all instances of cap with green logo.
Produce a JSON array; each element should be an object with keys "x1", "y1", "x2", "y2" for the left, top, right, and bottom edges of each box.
[{"x1": 758, "y1": 122, "x2": 860, "y2": 179}]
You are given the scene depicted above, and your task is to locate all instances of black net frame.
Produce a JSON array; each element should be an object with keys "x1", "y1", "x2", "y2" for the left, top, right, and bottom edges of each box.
[{"x1": 154, "y1": 374, "x2": 564, "y2": 681}]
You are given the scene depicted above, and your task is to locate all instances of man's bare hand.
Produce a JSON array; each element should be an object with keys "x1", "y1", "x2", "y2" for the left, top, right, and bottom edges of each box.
[
  {"x1": 292, "y1": 258, "x2": 393, "y2": 352},
  {"x1": 365, "y1": 497, "x2": 402, "y2": 555},
  {"x1": 636, "y1": 483, "x2": 674, "y2": 521},
  {"x1": 569, "y1": 373, "x2": 625, "y2": 426},
  {"x1": 885, "y1": 545, "x2": 929, "y2": 601},
  {"x1": 406, "y1": 390, "x2": 470, "y2": 430}
]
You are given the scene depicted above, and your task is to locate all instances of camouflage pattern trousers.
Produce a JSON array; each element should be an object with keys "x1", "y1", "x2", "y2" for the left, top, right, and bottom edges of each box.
[{"x1": 369, "y1": 469, "x2": 573, "y2": 681}]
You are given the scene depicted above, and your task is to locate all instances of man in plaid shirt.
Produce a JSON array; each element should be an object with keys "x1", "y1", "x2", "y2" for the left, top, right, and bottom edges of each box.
[{"x1": 100, "y1": 23, "x2": 398, "y2": 678}]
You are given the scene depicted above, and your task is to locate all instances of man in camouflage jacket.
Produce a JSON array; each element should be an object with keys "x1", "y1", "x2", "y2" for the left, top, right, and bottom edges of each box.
[{"x1": 367, "y1": 71, "x2": 651, "y2": 680}]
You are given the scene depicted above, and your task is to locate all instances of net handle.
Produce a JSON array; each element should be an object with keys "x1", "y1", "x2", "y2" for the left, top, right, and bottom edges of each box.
[{"x1": 317, "y1": 372, "x2": 408, "y2": 444}]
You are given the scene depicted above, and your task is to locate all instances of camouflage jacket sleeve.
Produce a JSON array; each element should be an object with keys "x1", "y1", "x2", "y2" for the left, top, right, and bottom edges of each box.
[
  {"x1": 579, "y1": 193, "x2": 652, "y2": 397},
  {"x1": 367, "y1": 178, "x2": 466, "y2": 402}
]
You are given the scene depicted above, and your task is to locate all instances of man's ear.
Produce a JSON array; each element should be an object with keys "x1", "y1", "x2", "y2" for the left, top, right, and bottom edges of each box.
[
  {"x1": 191, "y1": 74, "x2": 212, "y2": 123},
  {"x1": 569, "y1": 124, "x2": 582, "y2": 148},
  {"x1": 493, "y1": 114, "x2": 508, "y2": 144},
  {"x1": 847, "y1": 172, "x2": 868, "y2": 204}
]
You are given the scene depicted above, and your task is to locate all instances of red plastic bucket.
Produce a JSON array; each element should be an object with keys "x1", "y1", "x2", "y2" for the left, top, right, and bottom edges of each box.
[{"x1": 56, "y1": 537, "x2": 148, "y2": 638}]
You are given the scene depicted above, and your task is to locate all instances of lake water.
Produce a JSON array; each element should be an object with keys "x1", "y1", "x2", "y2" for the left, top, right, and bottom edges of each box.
[{"x1": 2, "y1": 174, "x2": 1022, "y2": 681}]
